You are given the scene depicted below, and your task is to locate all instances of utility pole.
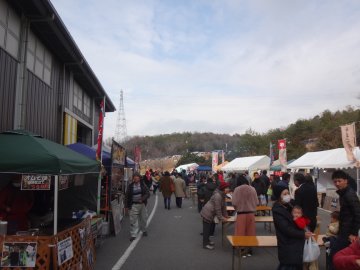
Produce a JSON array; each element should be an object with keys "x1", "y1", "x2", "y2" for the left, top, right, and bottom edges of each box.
[{"x1": 114, "y1": 90, "x2": 128, "y2": 143}]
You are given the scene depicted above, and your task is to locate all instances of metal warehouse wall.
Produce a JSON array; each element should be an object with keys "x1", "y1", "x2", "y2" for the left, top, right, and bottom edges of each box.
[
  {"x1": 24, "y1": 62, "x2": 60, "y2": 142},
  {"x1": 0, "y1": 48, "x2": 17, "y2": 132}
]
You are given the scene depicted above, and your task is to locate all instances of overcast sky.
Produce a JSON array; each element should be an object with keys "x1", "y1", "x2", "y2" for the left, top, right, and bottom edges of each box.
[{"x1": 51, "y1": 0, "x2": 360, "y2": 139}]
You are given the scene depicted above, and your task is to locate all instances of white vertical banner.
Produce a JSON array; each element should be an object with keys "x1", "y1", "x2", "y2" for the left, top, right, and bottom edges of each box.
[
  {"x1": 212, "y1": 151, "x2": 219, "y2": 172},
  {"x1": 341, "y1": 123, "x2": 357, "y2": 162},
  {"x1": 278, "y1": 139, "x2": 287, "y2": 170}
]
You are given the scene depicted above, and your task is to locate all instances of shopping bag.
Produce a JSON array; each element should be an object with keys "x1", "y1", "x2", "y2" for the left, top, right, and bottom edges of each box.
[{"x1": 303, "y1": 237, "x2": 321, "y2": 262}]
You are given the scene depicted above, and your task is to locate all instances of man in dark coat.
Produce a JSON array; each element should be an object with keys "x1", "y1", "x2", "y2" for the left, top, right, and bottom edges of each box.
[
  {"x1": 251, "y1": 172, "x2": 266, "y2": 202},
  {"x1": 329, "y1": 170, "x2": 360, "y2": 269},
  {"x1": 260, "y1": 170, "x2": 270, "y2": 203},
  {"x1": 294, "y1": 173, "x2": 318, "y2": 232},
  {"x1": 200, "y1": 177, "x2": 218, "y2": 237},
  {"x1": 278, "y1": 173, "x2": 290, "y2": 188}
]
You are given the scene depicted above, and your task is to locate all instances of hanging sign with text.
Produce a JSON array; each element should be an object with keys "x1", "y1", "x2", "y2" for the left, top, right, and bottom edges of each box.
[{"x1": 21, "y1": 175, "x2": 51, "y2": 190}]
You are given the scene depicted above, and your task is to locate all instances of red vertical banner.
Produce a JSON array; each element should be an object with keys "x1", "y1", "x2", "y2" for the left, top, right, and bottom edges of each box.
[
  {"x1": 134, "y1": 146, "x2": 142, "y2": 163},
  {"x1": 96, "y1": 100, "x2": 104, "y2": 161},
  {"x1": 278, "y1": 139, "x2": 287, "y2": 167}
]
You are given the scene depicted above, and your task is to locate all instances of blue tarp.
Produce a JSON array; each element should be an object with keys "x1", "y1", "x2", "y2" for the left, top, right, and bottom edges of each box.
[
  {"x1": 197, "y1": 165, "x2": 212, "y2": 171},
  {"x1": 67, "y1": 143, "x2": 135, "y2": 170}
]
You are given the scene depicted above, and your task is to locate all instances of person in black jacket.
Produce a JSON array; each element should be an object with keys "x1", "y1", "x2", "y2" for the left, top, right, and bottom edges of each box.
[
  {"x1": 294, "y1": 173, "x2": 318, "y2": 232},
  {"x1": 200, "y1": 177, "x2": 218, "y2": 237},
  {"x1": 260, "y1": 170, "x2": 271, "y2": 203},
  {"x1": 251, "y1": 172, "x2": 266, "y2": 202},
  {"x1": 125, "y1": 173, "x2": 150, "y2": 241},
  {"x1": 329, "y1": 170, "x2": 360, "y2": 269},
  {"x1": 197, "y1": 175, "x2": 207, "y2": 212},
  {"x1": 272, "y1": 185, "x2": 312, "y2": 270}
]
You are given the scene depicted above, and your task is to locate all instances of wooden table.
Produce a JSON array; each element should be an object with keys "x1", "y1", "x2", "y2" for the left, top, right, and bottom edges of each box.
[
  {"x1": 222, "y1": 216, "x2": 274, "y2": 245},
  {"x1": 226, "y1": 205, "x2": 272, "y2": 215},
  {"x1": 227, "y1": 235, "x2": 325, "y2": 270}
]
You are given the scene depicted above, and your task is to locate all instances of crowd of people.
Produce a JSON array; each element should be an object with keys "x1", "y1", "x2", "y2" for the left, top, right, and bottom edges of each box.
[{"x1": 124, "y1": 168, "x2": 360, "y2": 270}]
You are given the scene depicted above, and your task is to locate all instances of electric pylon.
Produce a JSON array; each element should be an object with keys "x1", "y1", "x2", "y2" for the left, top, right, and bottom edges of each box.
[{"x1": 114, "y1": 90, "x2": 128, "y2": 143}]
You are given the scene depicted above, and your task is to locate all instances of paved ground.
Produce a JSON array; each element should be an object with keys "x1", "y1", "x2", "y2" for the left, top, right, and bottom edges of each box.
[{"x1": 95, "y1": 192, "x2": 330, "y2": 270}]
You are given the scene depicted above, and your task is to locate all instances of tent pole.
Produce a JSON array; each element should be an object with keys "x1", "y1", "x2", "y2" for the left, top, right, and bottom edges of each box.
[
  {"x1": 357, "y1": 167, "x2": 360, "y2": 197},
  {"x1": 97, "y1": 96, "x2": 105, "y2": 214},
  {"x1": 54, "y1": 175, "x2": 59, "y2": 235},
  {"x1": 97, "y1": 173, "x2": 101, "y2": 214}
]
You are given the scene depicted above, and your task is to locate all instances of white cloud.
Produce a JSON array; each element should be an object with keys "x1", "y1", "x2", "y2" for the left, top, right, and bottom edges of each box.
[{"x1": 50, "y1": 0, "x2": 360, "y2": 139}]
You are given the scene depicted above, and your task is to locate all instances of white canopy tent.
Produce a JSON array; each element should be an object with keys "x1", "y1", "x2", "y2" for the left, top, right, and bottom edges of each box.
[
  {"x1": 287, "y1": 150, "x2": 333, "y2": 170},
  {"x1": 222, "y1": 155, "x2": 270, "y2": 172},
  {"x1": 176, "y1": 163, "x2": 199, "y2": 172},
  {"x1": 288, "y1": 147, "x2": 360, "y2": 170},
  {"x1": 288, "y1": 147, "x2": 360, "y2": 195}
]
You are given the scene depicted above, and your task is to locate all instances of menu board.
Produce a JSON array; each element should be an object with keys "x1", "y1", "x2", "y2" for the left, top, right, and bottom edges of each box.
[{"x1": 21, "y1": 175, "x2": 51, "y2": 190}]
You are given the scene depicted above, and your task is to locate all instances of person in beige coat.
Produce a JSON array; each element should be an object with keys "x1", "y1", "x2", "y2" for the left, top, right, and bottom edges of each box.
[
  {"x1": 174, "y1": 173, "x2": 186, "y2": 208},
  {"x1": 232, "y1": 175, "x2": 258, "y2": 257}
]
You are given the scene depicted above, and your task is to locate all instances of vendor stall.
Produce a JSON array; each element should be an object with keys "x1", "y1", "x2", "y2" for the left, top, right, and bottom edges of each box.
[
  {"x1": 175, "y1": 163, "x2": 199, "y2": 172},
  {"x1": 288, "y1": 147, "x2": 360, "y2": 207},
  {"x1": 222, "y1": 155, "x2": 270, "y2": 175},
  {"x1": 68, "y1": 142, "x2": 132, "y2": 234},
  {"x1": 0, "y1": 130, "x2": 100, "y2": 270}
]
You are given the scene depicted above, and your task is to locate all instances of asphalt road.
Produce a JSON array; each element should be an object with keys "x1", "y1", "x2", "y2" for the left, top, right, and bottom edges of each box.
[{"x1": 95, "y1": 192, "x2": 330, "y2": 270}]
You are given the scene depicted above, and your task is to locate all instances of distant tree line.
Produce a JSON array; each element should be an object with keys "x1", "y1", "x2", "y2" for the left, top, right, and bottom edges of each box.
[{"x1": 110, "y1": 106, "x2": 360, "y2": 162}]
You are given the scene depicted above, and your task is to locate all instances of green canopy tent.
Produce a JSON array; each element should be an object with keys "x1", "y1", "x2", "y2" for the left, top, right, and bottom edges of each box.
[{"x1": 0, "y1": 130, "x2": 100, "y2": 234}]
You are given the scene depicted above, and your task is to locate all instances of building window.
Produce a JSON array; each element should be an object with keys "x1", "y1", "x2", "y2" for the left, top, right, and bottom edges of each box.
[
  {"x1": 83, "y1": 94, "x2": 90, "y2": 117},
  {"x1": 0, "y1": 0, "x2": 21, "y2": 59},
  {"x1": 26, "y1": 30, "x2": 52, "y2": 85},
  {"x1": 74, "y1": 82, "x2": 83, "y2": 111},
  {"x1": 73, "y1": 81, "x2": 91, "y2": 121}
]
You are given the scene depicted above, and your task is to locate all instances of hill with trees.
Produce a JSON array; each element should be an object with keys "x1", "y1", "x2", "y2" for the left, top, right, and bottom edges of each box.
[{"x1": 115, "y1": 106, "x2": 360, "y2": 162}]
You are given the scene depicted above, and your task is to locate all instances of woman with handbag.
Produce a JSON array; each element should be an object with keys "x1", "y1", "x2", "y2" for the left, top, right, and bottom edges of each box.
[{"x1": 272, "y1": 185, "x2": 313, "y2": 270}]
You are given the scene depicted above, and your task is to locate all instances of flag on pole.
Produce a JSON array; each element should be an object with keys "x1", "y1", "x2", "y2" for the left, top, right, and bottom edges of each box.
[
  {"x1": 341, "y1": 123, "x2": 357, "y2": 162},
  {"x1": 96, "y1": 99, "x2": 104, "y2": 161},
  {"x1": 212, "y1": 151, "x2": 219, "y2": 172},
  {"x1": 278, "y1": 139, "x2": 287, "y2": 167},
  {"x1": 269, "y1": 142, "x2": 275, "y2": 165}
]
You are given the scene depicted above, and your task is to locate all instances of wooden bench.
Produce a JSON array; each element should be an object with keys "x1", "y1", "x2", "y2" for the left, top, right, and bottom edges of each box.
[
  {"x1": 227, "y1": 234, "x2": 325, "y2": 270},
  {"x1": 222, "y1": 216, "x2": 274, "y2": 245}
]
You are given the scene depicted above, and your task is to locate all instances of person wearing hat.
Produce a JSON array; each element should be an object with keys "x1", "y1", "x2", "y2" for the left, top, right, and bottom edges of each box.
[
  {"x1": 200, "y1": 182, "x2": 229, "y2": 250},
  {"x1": 232, "y1": 175, "x2": 258, "y2": 257},
  {"x1": 125, "y1": 173, "x2": 150, "y2": 241},
  {"x1": 272, "y1": 185, "x2": 312, "y2": 270}
]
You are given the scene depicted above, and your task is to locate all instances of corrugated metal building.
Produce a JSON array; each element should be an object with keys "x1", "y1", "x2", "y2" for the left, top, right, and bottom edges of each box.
[{"x1": 0, "y1": 0, "x2": 115, "y2": 145}]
